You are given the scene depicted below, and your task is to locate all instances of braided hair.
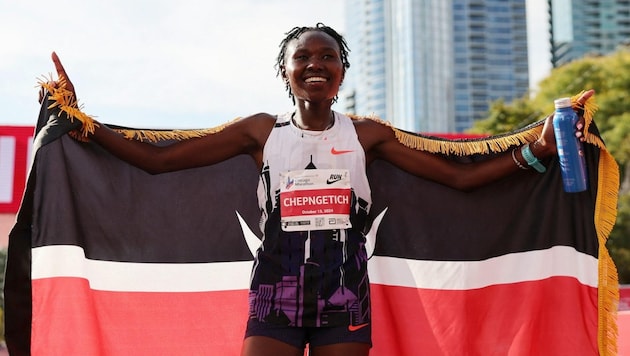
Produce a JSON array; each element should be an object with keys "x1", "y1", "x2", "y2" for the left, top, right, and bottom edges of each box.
[{"x1": 276, "y1": 23, "x2": 351, "y2": 103}]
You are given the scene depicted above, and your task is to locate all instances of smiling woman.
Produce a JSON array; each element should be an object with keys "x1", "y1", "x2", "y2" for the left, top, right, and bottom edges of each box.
[
  {"x1": 279, "y1": 29, "x2": 345, "y2": 130},
  {"x1": 31, "y1": 21, "x2": 596, "y2": 356},
  {"x1": 276, "y1": 25, "x2": 350, "y2": 111}
]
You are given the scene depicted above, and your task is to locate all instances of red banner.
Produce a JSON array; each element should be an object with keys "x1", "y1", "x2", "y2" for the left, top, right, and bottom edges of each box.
[{"x1": 0, "y1": 126, "x2": 34, "y2": 213}]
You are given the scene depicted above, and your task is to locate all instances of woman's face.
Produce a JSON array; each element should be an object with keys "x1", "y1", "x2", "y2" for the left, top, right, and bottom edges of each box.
[{"x1": 282, "y1": 30, "x2": 344, "y2": 104}]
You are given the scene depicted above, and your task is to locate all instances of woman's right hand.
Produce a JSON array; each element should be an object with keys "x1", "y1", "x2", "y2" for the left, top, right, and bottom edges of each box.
[{"x1": 38, "y1": 51, "x2": 76, "y2": 103}]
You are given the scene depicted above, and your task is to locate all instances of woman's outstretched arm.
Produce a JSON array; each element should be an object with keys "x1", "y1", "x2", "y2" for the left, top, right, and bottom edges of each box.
[{"x1": 357, "y1": 89, "x2": 594, "y2": 191}]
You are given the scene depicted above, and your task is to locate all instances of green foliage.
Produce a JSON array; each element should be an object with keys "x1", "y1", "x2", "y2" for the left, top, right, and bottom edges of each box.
[
  {"x1": 609, "y1": 193, "x2": 630, "y2": 283},
  {"x1": 0, "y1": 248, "x2": 5, "y2": 308},
  {"x1": 601, "y1": 112, "x2": 630, "y2": 164},
  {"x1": 471, "y1": 48, "x2": 630, "y2": 283},
  {"x1": 0, "y1": 248, "x2": 5, "y2": 342},
  {"x1": 468, "y1": 97, "x2": 541, "y2": 134}
]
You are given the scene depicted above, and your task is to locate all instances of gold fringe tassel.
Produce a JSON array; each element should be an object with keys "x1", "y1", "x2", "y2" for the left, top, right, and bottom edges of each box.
[
  {"x1": 355, "y1": 90, "x2": 598, "y2": 157},
  {"x1": 570, "y1": 91, "x2": 619, "y2": 356},
  {"x1": 113, "y1": 120, "x2": 239, "y2": 142},
  {"x1": 38, "y1": 76, "x2": 237, "y2": 142},
  {"x1": 595, "y1": 149, "x2": 620, "y2": 356},
  {"x1": 40, "y1": 81, "x2": 618, "y2": 353},
  {"x1": 38, "y1": 75, "x2": 99, "y2": 140}
]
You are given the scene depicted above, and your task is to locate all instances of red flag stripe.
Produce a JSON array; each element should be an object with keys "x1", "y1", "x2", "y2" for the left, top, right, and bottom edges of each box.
[
  {"x1": 31, "y1": 276, "x2": 598, "y2": 355},
  {"x1": 32, "y1": 278, "x2": 249, "y2": 356},
  {"x1": 370, "y1": 278, "x2": 598, "y2": 355}
]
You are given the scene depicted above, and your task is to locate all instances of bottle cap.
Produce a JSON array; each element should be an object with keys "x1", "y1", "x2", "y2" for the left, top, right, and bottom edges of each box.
[{"x1": 554, "y1": 97, "x2": 572, "y2": 109}]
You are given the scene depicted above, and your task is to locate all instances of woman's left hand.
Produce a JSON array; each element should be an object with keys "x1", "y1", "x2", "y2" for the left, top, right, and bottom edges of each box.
[{"x1": 536, "y1": 89, "x2": 595, "y2": 157}]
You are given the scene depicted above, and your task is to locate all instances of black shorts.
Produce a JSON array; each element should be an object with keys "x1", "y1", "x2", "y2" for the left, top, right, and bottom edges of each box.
[{"x1": 244, "y1": 318, "x2": 372, "y2": 349}]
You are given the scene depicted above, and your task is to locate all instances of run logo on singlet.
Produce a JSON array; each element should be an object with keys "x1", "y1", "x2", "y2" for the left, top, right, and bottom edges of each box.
[{"x1": 279, "y1": 169, "x2": 352, "y2": 232}]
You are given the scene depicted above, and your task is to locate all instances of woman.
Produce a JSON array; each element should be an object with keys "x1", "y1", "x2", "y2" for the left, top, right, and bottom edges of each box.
[{"x1": 46, "y1": 24, "x2": 593, "y2": 356}]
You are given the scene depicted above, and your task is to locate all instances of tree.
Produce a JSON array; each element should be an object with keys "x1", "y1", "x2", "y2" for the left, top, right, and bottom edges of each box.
[
  {"x1": 470, "y1": 49, "x2": 630, "y2": 283},
  {"x1": 469, "y1": 98, "x2": 540, "y2": 134},
  {"x1": 0, "y1": 248, "x2": 5, "y2": 342},
  {"x1": 609, "y1": 193, "x2": 630, "y2": 283}
]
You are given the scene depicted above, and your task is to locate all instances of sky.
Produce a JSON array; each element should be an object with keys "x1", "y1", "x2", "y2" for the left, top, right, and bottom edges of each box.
[{"x1": 0, "y1": 0, "x2": 551, "y2": 129}]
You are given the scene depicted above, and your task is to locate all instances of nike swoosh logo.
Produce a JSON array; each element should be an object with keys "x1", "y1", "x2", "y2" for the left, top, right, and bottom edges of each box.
[
  {"x1": 348, "y1": 323, "x2": 369, "y2": 332},
  {"x1": 326, "y1": 177, "x2": 342, "y2": 184},
  {"x1": 331, "y1": 147, "x2": 354, "y2": 155}
]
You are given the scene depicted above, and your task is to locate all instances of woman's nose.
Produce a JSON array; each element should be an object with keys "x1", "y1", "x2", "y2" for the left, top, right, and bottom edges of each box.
[{"x1": 306, "y1": 58, "x2": 323, "y2": 70}]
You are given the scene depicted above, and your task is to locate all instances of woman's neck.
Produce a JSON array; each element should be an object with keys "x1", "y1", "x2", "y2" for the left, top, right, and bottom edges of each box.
[
  {"x1": 292, "y1": 111, "x2": 334, "y2": 132},
  {"x1": 293, "y1": 102, "x2": 334, "y2": 131}
]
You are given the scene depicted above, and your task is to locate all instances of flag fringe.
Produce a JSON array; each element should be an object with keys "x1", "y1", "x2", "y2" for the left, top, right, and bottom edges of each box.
[
  {"x1": 38, "y1": 75, "x2": 99, "y2": 140},
  {"x1": 570, "y1": 92, "x2": 619, "y2": 356},
  {"x1": 39, "y1": 76, "x2": 237, "y2": 141},
  {"x1": 346, "y1": 112, "x2": 543, "y2": 155},
  {"x1": 351, "y1": 91, "x2": 598, "y2": 157},
  {"x1": 38, "y1": 80, "x2": 618, "y2": 353},
  {"x1": 112, "y1": 121, "x2": 239, "y2": 142},
  {"x1": 595, "y1": 149, "x2": 620, "y2": 356}
]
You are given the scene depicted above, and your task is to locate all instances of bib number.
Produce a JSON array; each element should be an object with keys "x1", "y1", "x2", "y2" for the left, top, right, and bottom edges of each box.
[{"x1": 279, "y1": 169, "x2": 352, "y2": 232}]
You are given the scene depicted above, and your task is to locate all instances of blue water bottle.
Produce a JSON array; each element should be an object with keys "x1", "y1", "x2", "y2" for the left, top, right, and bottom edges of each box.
[{"x1": 553, "y1": 97, "x2": 588, "y2": 192}]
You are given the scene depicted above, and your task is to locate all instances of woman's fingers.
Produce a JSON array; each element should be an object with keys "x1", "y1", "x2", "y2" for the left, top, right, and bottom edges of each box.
[
  {"x1": 577, "y1": 89, "x2": 595, "y2": 105},
  {"x1": 51, "y1": 51, "x2": 75, "y2": 93}
]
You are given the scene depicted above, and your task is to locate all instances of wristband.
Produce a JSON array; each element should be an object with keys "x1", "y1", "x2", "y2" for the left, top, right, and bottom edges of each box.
[
  {"x1": 520, "y1": 144, "x2": 546, "y2": 173},
  {"x1": 511, "y1": 148, "x2": 529, "y2": 170}
]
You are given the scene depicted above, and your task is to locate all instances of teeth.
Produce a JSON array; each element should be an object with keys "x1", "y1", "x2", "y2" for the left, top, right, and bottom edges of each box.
[{"x1": 305, "y1": 77, "x2": 327, "y2": 83}]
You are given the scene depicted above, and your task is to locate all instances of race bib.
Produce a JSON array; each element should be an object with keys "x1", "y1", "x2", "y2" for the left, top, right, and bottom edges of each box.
[{"x1": 279, "y1": 169, "x2": 352, "y2": 232}]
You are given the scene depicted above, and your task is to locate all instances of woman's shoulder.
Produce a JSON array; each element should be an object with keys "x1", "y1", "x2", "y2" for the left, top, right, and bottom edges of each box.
[
  {"x1": 347, "y1": 113, "x2": 397, "y2": 152},
  {"x1": 243, "y1": 112, "x2": 279, "y2": 122},
  {"x1": 348, "y1": 114, "x2": 393, "y2": 133},
  {"x1": 216, "y1": 113, "x2": 277, "y2": 150},
  {"x1": 232, "y1": 112, "x2": 278, "y2": 131}
]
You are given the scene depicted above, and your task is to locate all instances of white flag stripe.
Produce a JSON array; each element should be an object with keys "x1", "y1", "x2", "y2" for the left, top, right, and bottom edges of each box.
[
  {"x1": 368, "y1": 245, "x2": 599, "y2": 289},
  {"x1": 0, "y1": 136, "x2": 16, "y2": 203},
  {"x1": 31, "y1": 244, "x2": 598, "y2": 292},
  {"x1": 32, "y1": 245, "x2": 253, "y2": 292},
  {"x1": 27, "y1": 136, "x2": 33, "y2": 178}
]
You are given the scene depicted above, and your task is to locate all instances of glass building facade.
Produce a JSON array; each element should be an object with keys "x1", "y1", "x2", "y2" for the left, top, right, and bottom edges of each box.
[
  {"x1": 453, "y1": 0, "x2": 529, "y2": 132},
  {"x1": 549, "y1": 0, "x2": 630, "y2": 68},
  {"x1": 343, "y1": 0, "x2": 529, "y2": 133},
  {"x1": 344, "y1": 0, "x2": 389, "y2": 121}
]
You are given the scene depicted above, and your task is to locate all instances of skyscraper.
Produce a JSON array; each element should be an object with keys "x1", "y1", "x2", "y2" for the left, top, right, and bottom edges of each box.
[
  {"x1": 343, "y1": 0, "x2": 389, "y2": 123},
  {"x1": 343, "y1": 0, "x2": 529, "y2": 133},
  {"x1": 453, "y1": 0, "x2": 529, "y2": 132},
  {"x1": 549, "y1": 0, "x2": 630, "y2": 68}
]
